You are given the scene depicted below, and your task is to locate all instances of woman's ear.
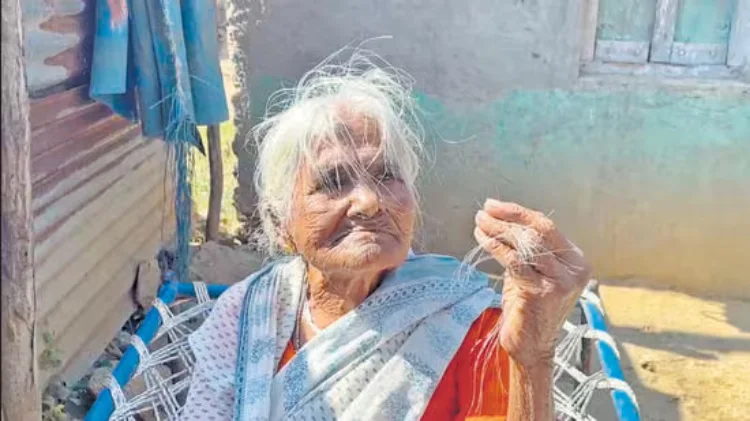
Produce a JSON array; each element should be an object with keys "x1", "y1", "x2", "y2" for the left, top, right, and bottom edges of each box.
[
  {"x1": 268, "y1": 209, "x2": 296, "y2": 255},
  {"x1": 280, "y1": 238, "x2": 296, "y2": 254},
  {"x1": 277, "y1": 226, "x2": 297, "y2": 255}
]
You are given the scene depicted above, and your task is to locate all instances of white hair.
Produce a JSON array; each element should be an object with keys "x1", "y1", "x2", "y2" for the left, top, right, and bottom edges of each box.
[{"x1": 249, "y1": 49, "x2": 425, "y2": 255}]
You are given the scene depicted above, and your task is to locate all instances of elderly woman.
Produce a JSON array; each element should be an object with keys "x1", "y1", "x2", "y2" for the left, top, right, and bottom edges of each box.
[{"x1": 183, "y1": 53, "x2": 590, "y2": 421}]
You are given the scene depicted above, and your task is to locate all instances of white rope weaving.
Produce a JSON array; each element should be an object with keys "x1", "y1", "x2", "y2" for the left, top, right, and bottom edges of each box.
[
  {"x1": 130, "y1": 335, "x2": 150, "y2": 377},
  {"x1": 551, "y1": 283, "x2": 639, "y2": 421},
  {"x1": 104, "y1": 292, "x2": 213, "y2": 421},
  {"x1": 562, "y1": 320, "x2": 620, "y2": 360},
  {"x1": 107, "y1": 377, "x2": 127, "y2": 410},
  {"x1": 600, "y1": 378, "x2": 640, "y2": 412},
  {"x1": 581, "y1": 288, "x2": 603, "y2": 311},
  {"x1": 153, "y1": 299, "x2": 176, "y2": 330},
  {"x1": 193, "y1": 282, "x2": 210, "y2": 305},
  {"x1": 107, "y1": 376, "x2": 136, "y2": 421},
  {"x1": 97, "y1": 282, "x2": 636, "y2": 421}
]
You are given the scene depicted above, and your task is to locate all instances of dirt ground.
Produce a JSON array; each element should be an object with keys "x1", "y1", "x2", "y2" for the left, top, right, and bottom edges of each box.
[{"x1": 598, "y1": 280, "x2": 750, "y2": 421}]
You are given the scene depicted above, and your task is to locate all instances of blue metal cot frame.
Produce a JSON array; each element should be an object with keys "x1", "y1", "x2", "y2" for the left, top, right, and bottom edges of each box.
[
  {"x1": 581, "y1": 299, "x2": 641, "y2": 421},
  {"x1": 85, "y1": 274, "x2": 640, "y2": 421},
  {"x1": 84, "y1": 272, "x2": 229, "y2": 421}
]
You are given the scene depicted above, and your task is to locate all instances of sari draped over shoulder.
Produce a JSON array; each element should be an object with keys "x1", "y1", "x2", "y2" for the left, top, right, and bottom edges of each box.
[{"x1": 184, "y1": 254, "x2": 502, "y2": 421}]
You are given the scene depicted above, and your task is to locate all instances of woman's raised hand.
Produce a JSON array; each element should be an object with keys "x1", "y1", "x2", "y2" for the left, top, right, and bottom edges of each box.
[{"x1": 474, "y1": 199, "x2": 591, "y2": 367}]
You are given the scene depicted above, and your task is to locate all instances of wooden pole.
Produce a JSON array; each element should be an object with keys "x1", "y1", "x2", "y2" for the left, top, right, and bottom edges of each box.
[
  {"x1": 1, "y1": 0, "x2": 41, "y2": 419},
  {"x1": 205, "y1": 124, "x2": 224, "y2": 242}
]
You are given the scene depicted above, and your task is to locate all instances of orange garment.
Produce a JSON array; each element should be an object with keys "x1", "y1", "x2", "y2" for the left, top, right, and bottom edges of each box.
[{"x1": 278, "y1": 309, "x2": 509, "y2": 420}]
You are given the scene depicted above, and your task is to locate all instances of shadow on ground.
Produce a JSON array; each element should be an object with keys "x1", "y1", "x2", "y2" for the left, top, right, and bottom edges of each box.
[
  {"x1": 583, "y1": 310, "x2": 681, "y2": 421},
  {"x1": 613, "y1": 328, "x2": 750, "y2": 361},
  {"x1": 599, "y1": 280, "x2": 750, "y2": 421},
  {"x1": 614, "y1": 339, "x2": 681, "y2": 421},
  {"x1": 724, "y1": 300, "x2": 750, "y2": 334}
]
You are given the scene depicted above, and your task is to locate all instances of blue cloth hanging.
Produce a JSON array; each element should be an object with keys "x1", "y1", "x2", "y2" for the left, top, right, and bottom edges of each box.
[{"x1": 89, "y1": 0, "x2": 229, "y2": 148}]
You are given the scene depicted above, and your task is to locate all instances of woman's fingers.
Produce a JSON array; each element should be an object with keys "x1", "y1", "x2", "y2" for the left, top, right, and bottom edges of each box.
[
  {"x1": 475, "y1": 209, "x2": 548, "y2": 257},
  {"x1": 475, "y1": 210, "x2": 516, "y2": 245},
  {"x1": 473, "y1": 227, "x2": 540, "y2": 281},
  {"x1": 483, "y1": 199, "x2": 567, "y2": 249},
  {"x1": 477, "y1": 199, "x2": 591, "y2": 281},
  {"x1": 482, "y1": 199, "x2": 585, "y2": 270},
  {"x1": 474, "y1": 217, "x2": 566, "y2": 280},
  {"x1": 482, "y1": 199, "x2": 538, "y2": 224}
]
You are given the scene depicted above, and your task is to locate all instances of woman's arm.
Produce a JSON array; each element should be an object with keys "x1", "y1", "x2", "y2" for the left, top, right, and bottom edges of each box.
[{"x1": 507, "y1": 359, "x2": 554, "y2": 421}]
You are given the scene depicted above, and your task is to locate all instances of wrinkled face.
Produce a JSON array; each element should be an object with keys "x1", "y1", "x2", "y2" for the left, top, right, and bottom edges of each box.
[{"x1": 286, "y1": 114, "x2": 416, "y2": 274}]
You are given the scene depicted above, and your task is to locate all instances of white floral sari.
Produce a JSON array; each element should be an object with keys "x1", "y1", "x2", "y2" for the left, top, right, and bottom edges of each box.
[{"x1": 183, "y1": 254, "x2": 501, "y2": 421}]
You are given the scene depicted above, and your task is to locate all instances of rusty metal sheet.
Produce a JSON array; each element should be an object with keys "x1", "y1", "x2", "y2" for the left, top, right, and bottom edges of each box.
[
  {"x1": 31, "y1": 103, "x2": 114, "y2": 158},
  {"x1": 22, "y1": 0, "x2": 95, "y2": 96},
  {"x1": 30, "y1": 85, "x2": 90, "y2": 129},
  {"x1": 32, "y1": 133, "x2": 147, "y2": 237},
  {"x1": 29, "y1": 85, "x2": 144, "y2": 223},
  {"x1": 32, "y1": 125, "x2": 142, "y2": 213},
  {"x1": 32, "y1": 114, "x2": 134, "y2": 186}
]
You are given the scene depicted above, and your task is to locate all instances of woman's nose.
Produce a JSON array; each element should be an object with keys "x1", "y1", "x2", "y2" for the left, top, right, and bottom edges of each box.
[{"x1": 347, "y1": 182, "x2": 380, "y2": 219}]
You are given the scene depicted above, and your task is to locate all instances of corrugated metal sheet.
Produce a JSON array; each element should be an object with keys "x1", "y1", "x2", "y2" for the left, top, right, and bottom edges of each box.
[
  {"x1": 21, "y1": 0, "x2": 176, "y2": 386},
  {"x1": 22, "y1": 0, "x2": 94, "y2": 96},
  {"x1": 30, "y1": 87, "x2": 175, "y2": 385}
]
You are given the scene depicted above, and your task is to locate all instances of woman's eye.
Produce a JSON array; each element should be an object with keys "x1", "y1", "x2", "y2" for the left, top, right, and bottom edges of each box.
[
  {"x1": 379, "y1": 168, "x2": 398, "y2": 182},
  {"x1": 320, "y1": 173, "x2": 350, "y2": 192},
  {"x1": 324, "y1": 179, "x2": 340, "y2": 191}
]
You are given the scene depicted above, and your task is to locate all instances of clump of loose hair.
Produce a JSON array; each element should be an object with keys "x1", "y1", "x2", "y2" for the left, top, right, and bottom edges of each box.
[{"x1": 249, "y1": 47, "x2": 425, "y2": 255}]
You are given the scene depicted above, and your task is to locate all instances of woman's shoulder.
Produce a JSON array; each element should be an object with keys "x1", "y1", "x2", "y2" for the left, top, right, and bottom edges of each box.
[{"x1": 211, "y1": 276, "x2": 253, "y2": 317}]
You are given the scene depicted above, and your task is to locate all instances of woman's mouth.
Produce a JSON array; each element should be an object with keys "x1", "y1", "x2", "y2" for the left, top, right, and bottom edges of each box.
[{"x1": 330, "y1": 225, "x2": 392, "y2": 246}]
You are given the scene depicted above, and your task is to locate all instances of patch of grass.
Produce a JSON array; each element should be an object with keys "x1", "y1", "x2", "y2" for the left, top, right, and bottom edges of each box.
[
  {"x1": 41, "y1": 403, "x2": 66, "y2": 421},
  {"x1": 39, "y1": 331, "x2": 63, "y2": 370},
  {"x1": 192, "y1": 120, "x2": 240, "y2": 239}
]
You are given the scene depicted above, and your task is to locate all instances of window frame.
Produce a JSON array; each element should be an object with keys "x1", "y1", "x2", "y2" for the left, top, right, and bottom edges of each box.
[{"x1": 580, "y1": 0, "x2": 750, "y2": 80}]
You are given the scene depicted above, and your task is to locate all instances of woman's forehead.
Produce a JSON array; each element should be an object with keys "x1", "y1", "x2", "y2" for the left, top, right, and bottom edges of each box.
[
  {"x1": 309, "y1": 112, "x2": 385, "y2": 168},
  {"x1": 310, "y1": 140, "x2": 384, "y2": 171}
]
